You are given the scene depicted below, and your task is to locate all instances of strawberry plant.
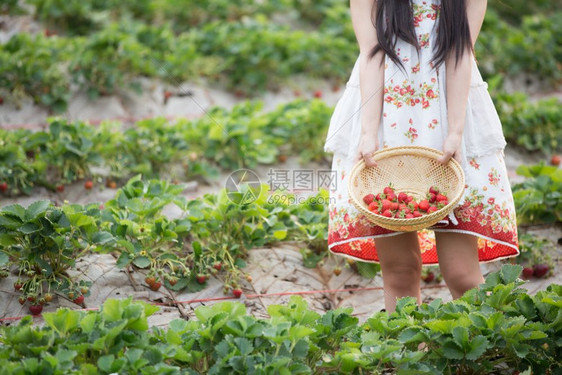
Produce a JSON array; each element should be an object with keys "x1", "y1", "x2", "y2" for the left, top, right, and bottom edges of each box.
[
  {"x1": 512, "y1": 163, "x2": 562, "y2": 225},
  {"x1": 0, "y1": 33, "x2": 71, "y2": 112},
  {"x1": 494, "y1": 91, "x2": 562, "y2": 154},
  {"x1": 513, "y1": 233, "x2": 555, "y2": 279},
  {"x1": 42, "y1": 119, "x2": 103, "y2": 185},
  {"x1": 0, "y1": 200, "x2": 108, "y2": 307},
  {"x1": 263, "y1": 98, "x2": 333, "y2": 164},
  {"x1": 0, "y1": 130, "x2": 48, "y2": 196},
  {"x1": 99, "y1": 175, "x2": 195, "y2": 290}
]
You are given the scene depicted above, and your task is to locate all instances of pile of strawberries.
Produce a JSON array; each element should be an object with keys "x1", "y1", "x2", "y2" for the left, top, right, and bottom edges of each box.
[{"x1": 363, "y1": 184, "x2": 449, "y2": 219}]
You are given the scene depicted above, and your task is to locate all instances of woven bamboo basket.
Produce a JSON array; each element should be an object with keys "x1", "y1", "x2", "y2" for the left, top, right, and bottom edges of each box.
[{"x1": 348, "y1": 145, "x2": 465, "y2": 232}]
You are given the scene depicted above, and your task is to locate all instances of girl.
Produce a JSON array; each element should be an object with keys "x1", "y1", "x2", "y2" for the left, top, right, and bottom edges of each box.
[{"x1": 324, "y1": 0, "x2": 520, "y2": 313}]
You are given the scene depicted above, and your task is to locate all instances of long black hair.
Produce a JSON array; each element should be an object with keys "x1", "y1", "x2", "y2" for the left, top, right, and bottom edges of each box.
[{"x1": 369, "y1": 0, "x2": 475, "y2": 74}]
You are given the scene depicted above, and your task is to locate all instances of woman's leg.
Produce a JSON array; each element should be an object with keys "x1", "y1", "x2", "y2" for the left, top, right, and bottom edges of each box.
[
  {"x1": 375, "y1": 232, "x2": 423, "y2": 313},
  {"x1": 434, "y1": 231, "x2": 485, "y2": 299}
]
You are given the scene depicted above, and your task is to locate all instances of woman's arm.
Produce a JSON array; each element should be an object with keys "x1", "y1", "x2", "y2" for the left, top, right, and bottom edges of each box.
[
  {"x1": 439, "y1": 0, "x2": 487, "y2": 164},
  {"x1": 350, "y1": 0, "x2": 385, "y2": 165}
]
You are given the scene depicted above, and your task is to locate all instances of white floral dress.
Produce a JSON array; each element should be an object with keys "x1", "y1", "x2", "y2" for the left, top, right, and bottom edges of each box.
[{"x1": 324, "y1": 0, "x2": 519, "y2": 265}]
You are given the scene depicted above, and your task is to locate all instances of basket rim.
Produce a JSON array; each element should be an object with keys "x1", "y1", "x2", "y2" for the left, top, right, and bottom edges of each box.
[{"x1": 347, "y1": 145, "x2": 466, "y2": 230}]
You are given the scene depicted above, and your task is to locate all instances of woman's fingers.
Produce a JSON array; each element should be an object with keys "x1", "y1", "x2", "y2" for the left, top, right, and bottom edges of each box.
[
  {"x1": 439, "y1": 150, "x2": 453, "y2": 165},
  {"x1": 364, "y1": 151, "x2": 378, "y2": 167}
]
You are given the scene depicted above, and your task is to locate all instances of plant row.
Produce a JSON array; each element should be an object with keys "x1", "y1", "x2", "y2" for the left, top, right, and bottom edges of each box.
[
  {"x1": 1, "y1": 2, "x2": 561, "y2": 111},
  {"x1": 1, "y1": 175, "x2": 382, "y2": 314},
  {"x1": 1, "y1": 95, "x2": 561, "y2": 199},
  {"x1": 0, "y1": 265, "x2": 561, "y2": 374},
  {"x1": 0, "y1": 17, "x2": 354, "y2": 111},
  {"x1": 0, "y1": 99, "x2": 332, "y2": 196}
]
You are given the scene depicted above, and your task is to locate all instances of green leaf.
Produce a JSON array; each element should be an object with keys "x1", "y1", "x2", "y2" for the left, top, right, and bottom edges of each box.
[
  {"x1": 0, "y1": 251, "x2": 10, "y2": 266},
  {"x1": 97, "y1": 354, "x2": 114, "y2": 373},
  {"x1": 132, "y1": 256, "x2": 151, "y2": 268},
  {"x1": 43, "y1": 309, "x2": 80, "y2": 335},
  {"x1": 25, "y1": 200, "x2": 51, "y2": 221},
  {"x1": 500, "y1": 264, "x2": 523, "y2": 284},
  {"x1": 234, "y1": 337, "x2": 253, "y2": 356},
  {"x1": 452, "y1": 326, "x2": 469, "y2": 350},
  {"x1": 465, "y1": 335, "x2": 488, "y2": 360},
  {"x1": 80, "y1": 313, "x2": 97, "y2": 333},
  {"x1": 92, "y1": 231, "x2": 114, "y2": 245},
  {"x1": 18, "y1": 223, "x2": 41, "y2": 234},
  {"x1": 442, "y1": 340, "x2": 465, "y2": 360},
  {"x1": 273, "y1": 229, "x2": 287, "y2": 240},
  {"x1": 1, "y1": 204, "x2": 26, "y2": 220}
]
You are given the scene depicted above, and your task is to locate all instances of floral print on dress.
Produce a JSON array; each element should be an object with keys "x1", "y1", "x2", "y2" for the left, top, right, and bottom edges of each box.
[
  {"x1": 405, "y1": 127, "x2": 419, "y2": 143},
  {"x1": 488, "y1": 167, "x2": 500, "y2": 186},
  {"x1": 412, "y1": 2, "x2": 440, "y2": 26},
  {"x1": 383, "y1": 78, "x2": 439, "y2": 109},
  {"x1": 469, "y1": 158, "x2": 480, "y2": 170},
  {"x1": 418, "y1": 33, "x2": 430, "y2": 48}
]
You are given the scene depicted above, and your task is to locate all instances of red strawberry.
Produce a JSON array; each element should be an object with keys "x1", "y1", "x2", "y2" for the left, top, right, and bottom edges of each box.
[
  {"x1": 313, "y1": 90, "x2": 323, "y2": 98},
  {"x1": 164, "y1": 90, "x2": 173, "y2": 100},
  {"x1": 0, "y1": 182, "x2": 7, "y2": 193},
  {"x1": 429, "y1": 193, "x2": 437, "y2": 203},
  {"x1": 429, "y1": 186, "x2": 439, "y2": 195},
  {"x1": 533, "y1": 264, "x2": 549, "y2": 278},
  {"x1": 398, "y1": 192, "x2": 408, "y2": 203},
  {"x1": 363, "y1": 194, "x2": 375, "y2": 205},
  {"x1": 73, "y1": 295, "x2": 84, "y2": 305},
  {"x1": 409, "y1": 201, "x2": 419, "y2": 210},
  {"x1": 382, "y1": 210, "x2": 393, "y2": 217},
  {"x1": 436, "y1": 194, "x2": 448, "y2": 202},
  {"x1": 407, "y1": 195, "x2": 414, "y2": 202},
  {"x1": 383, "y1": 186, "x2": 394, "y2": 195},
  {"x1": 405, "y1": 213, "x2": 414, "y2": 219},
  {"x1": 0, "y1": 97, "x2": 4, "y2": 105},
  {"x1": 18, "y1": 297, "x2": 26, "y2": 305},
  {"x1": 418, "y1": 200, "x2": 430, "y2": 212},
  {"x1": 550, "y1": 155, "x2": 561, "y2": 166},
  {"x1": 84, "y1": 180, "x2": 93, "y2": 190},
  {"x1": 387, "y1": 192, "x2": 397, "y2": 201},
  {"x1": 381, "y1": 199, "x2": 391, "y2": 212},
  {"x1": 422, "y1": 271, "x2": 435, "y2": 283},
  {"x1": 232, "y1": 289, "x2": 243, "y2": 298},
  {"x1": 213, "y1": 262, "x2": 222, "y2": 271},
  {"x1": 150, "y1": 281, "x2": 162, "y2": 291},
  {"x1": 390, "y1": 202, "x2": 398, "y2": 211},
  {"x1": 145, "y1": 276, "x2": 156, "y2": 286},
  {"x1": 14, "y1": 282, "x2": 23, "y2": 291},
  {"x1": 522, "y1": 267, "x2": 534, "y2": 279},
  {"x1": 428, "y1": 206, "x2": 438, "y2": 213},
  {"x1": 29, "y1": 304, "x2": 43, "y2": 316},
  {"x1": 56, "y1": 184, "x2": 64, "y2": 192},
  {"x1": 368, "y1": 201, "x2": 378, "y2": 211},
  {"x1": 375, "y1": 193, "x2": 383, "y2": 201},
  {"x1": 413, "y1": 210, "x2": 422, "y2": 217},
  {"x1": 196, "y1": 274, "x2": 207, "y2": 284}
]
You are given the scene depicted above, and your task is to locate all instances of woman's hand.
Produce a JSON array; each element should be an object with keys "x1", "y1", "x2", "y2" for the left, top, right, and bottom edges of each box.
[
  {"x1": 438, "y1": 130, "x2": 463, "y2": 165},
  {"x1": 353, "y1": 130, "x2": 380, "y2": 167}
]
